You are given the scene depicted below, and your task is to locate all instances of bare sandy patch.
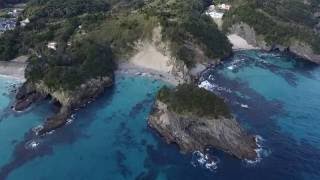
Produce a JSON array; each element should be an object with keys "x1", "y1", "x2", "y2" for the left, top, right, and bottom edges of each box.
[
  {"x1": 228, "y1": 34, "x2": 258, "y2": 50},
  {"x1": 0, "y1": 56, "x2": 28, "y2": 80},
  {"x1": 129, "y1": 42, "x2": 173, "y2": 73}
]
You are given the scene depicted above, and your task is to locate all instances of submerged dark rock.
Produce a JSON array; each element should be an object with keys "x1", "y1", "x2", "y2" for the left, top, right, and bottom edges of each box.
[
  {"x1": 14, "y1": 82, "x2": 46, "y2": 111},
  {"x1": 149, "y1": 100, "x2": 257, "y2": 160}
]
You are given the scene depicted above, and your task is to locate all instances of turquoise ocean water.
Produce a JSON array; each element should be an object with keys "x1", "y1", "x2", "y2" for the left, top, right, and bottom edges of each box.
[{"x1": 0, "y1": 50, "x2": 320, "y2": 179}]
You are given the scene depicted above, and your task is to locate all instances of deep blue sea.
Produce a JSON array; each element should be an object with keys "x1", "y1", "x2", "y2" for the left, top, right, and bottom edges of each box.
[{"x1": 0, "y1": 50, "x2": 320, "y2": 180}]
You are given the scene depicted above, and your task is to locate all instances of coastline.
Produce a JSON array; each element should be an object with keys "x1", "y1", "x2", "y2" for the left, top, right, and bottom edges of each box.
[
  {"x1": 117, "y1": 62, "x2": 180, "y2": 86},
  {"x1": 227, "y1": 34, "x2": 258, "y2": 50},
  {"x1": 0, "y1": 56, "x2": 28, "y2": 81},
  {"x1": 117, "y1": 41, "x2": 184, "y2": 86}
]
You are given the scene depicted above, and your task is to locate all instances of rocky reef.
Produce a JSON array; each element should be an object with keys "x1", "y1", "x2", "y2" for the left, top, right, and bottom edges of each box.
[
  {"x1": 148, "y1": 85, "x2": 257, "y2": 160},
  {"x1": 14, "y1": 75, "x2": 113, "y2": 135}
]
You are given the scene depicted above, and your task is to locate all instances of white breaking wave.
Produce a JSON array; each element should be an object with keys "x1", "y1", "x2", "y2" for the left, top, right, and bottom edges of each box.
[
  {"x1": 227, "y1": 65, "x2": 235, "y2": 70},
  {"x1": 46, "y1": 130, "x2": 55, "y2": 135},
  {"x1": 241, "y1": 104, "x2": 249, "y2": 109},
  {"x1": 32, "y1": 125, "x2": 44, "y2": 136},
  {"x1": 244, "y1": 135, "x2": 270, "y2": 165},
  {"x1": 66, "y1": 114, "x2": 76, "y2": 125},
  {"x1": 198, "y1": 80, "x2": 216, "y2": 91},
  {"x1": 25, "y1": 140, "x2": 39, "y2": 150},
  {"x1": 198, "y1": 80, "x2": 232, "y2": 93},
  {"x1": 191, "y1": 151, "x2": 219, "y2": 171}
]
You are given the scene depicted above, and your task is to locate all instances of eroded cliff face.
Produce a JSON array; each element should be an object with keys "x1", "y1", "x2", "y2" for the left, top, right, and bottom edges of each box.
[
  {"x1": 14, "y1": 75, "x2": 113, "y2": 134},
  {"x1": 130, "y1": 26, "x2": 213, "y2": 84},
  {"x1": 229, "y1": 23, "x2": 320, "y2": 64},
  {"x1": 148, "y1": 100, "x2": 258, "y2": 160},
  {"x1": 229, "y1": 23, "x2": 268, "y2": 49}
]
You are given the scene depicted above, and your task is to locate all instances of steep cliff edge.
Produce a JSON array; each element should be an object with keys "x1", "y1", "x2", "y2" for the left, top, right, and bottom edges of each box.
[
  {"x1": 14, "y1": 75, "x2": 113, "y2": 135},
  {"x1": 222, "y1": 0, "x2": 320, "y2": 64},
  {"x1": 148, "y1": 85, "x2": 257, "y2": 160},
  {"x1": 228, "y1": 23, "x2": 320, "y2": 64}
]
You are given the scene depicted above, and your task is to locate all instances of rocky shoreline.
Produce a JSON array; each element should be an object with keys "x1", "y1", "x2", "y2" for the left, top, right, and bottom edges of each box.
[
  {"x1": 148, "y1": 87, "x2": 258, "y2": 161},
  {"x1": 228, "y1": 23, "x2": 320, "y2": 64},
  {"x1": 13, "y1": 75, "x2": 114, "y2": 135}
]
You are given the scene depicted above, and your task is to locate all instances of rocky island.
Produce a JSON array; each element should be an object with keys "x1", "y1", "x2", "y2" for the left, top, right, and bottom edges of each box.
[{"x1": 149, "y1": 84, "x2": 258, "y2": 160}]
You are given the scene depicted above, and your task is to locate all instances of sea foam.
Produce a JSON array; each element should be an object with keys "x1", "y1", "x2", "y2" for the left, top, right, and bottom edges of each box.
[
  {"x1": 25, "y1": 140, "x2": 40, "y2": 150},
  {"x1": 191, "y1": 151, "x2": 219, "y2": 171},
  {"x1": 244, "y1": 135, "x2": 270, "y2": 165},
  {"x1": 198, "y1": 80, "x2": 232, "y2": 93}
]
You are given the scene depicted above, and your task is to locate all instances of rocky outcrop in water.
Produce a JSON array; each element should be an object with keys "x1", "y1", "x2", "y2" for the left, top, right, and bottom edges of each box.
[
  {"x1": 14, "y1": 75, "x2": 113, "y2": 135},
  {"x1": 229, "y1": 23, "x2": 320, "y2": 64},
  {"x1": 149, "y1": 99, "x2": 257, "y2": 160}
]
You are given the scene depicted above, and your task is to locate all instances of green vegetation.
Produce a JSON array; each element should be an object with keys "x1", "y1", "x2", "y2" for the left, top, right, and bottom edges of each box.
[
  {"x1": 144, "y1": 0, "x2": 232, "y2": 67},
  {"x1": 157, "y1": 84, "x2": 231, "y2": 118},
  {"x1": 0, "y1": 0, "x2": 233, "y2": 90},
  {"x1": 222, "y1": 0, "x2": 320, "y2": 53},
  {"x1": 26, "y1": 39, "x2": 115, "y2": 90}
]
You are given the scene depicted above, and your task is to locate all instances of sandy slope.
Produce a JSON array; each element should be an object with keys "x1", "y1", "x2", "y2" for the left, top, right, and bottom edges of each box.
[
  {"x1": 129, "y1": 43, "x2": 173, "y2": 73},
  {"x1": 124, "y1": 26, "x2": 183, "y2": 86},
  {"x1": 228, "y1": 34, "x2": 258, "y2": 50}
]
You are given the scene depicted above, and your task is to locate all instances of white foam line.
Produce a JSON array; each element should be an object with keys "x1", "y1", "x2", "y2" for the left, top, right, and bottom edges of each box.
[
  {"x1": 191, "y1": 151, "x2": 219, "y2": 171},
  {"x1": 244, "y1": 135, "x2": 268, "y2": 165}
]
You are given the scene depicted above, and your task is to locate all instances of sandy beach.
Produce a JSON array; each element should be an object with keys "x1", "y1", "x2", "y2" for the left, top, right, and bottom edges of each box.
[
  {"x1": 117, "y1": 62, "x2": 180, "y2": 86},
  {"x1": 0, "y1": 56, "x2": 28, "y2": 80},
  {"x1": 228, "y1": 34, "x2": 258, "y2": 50},
  {"x1": 118, "y1": 40, "x2": 183, "y2": 86}
]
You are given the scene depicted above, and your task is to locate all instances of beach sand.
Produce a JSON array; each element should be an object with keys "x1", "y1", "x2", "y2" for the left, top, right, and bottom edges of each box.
[
  {"x1": 117, "y1": 62, "x2": 180, "y2": 86},
  {"x1": 228, "y1": 34, "x2": 258, "y2": 50},
  {"x1": 0, "y1": 56, "x2": 28, "y2": 80},
  {"x1": 119, "y1": 42, "x2": 182, "y2": 86}
]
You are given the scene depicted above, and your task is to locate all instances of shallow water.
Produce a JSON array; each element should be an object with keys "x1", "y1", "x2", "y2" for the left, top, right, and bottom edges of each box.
[{"x1": 0, "y1": 50, "x2": 320, "y2": 179}]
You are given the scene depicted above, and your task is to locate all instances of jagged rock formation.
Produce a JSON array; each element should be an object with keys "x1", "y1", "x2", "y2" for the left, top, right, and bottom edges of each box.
[
  {"x1": 149, "y1": 100, "x2": 257, "y2": 160},
  {"x1": 222, "y1": 0, "x2": 320, "y2": 64},
  {"x1": 149, "y1": 85, "x2": 257, "y2": 160},
  {"x1": 14, "y1": 76, "x2": 113, "y2": 135},
  {"x1": 228, "y1": 23, "x2": 320, "y2": 64}
]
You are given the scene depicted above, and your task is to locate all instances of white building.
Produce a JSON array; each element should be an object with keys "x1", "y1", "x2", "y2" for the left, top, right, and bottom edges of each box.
[
  {"x1": 217, "y1": 4, "x2": 231, "y2": 11},
  {"x1": 20, "y1": 18, "x2": 30, "y2": 27},
  {"x1": 47, "y1": 42, "x2": 57, "y2": 50}
]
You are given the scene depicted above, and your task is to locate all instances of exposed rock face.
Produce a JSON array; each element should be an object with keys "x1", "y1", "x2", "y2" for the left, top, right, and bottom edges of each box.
[
  {"x1": 229, "y1": 22, "x2": 268, "y2": 49},
  {"x1": 229, "y1": 22, "x2": 320, "y2": 64},
  {"x1": 14, "y1": 75, "x2": 113, "y2": 134},
  {"x1": 149, "y1": 100, "x2": 258, "y2": 160},
  {"x1": 289, "y1": 41, "x2": 320, "y2": 63},
  {"x1": 14, "y1": 82, "x2": 46, "y2": 111}
]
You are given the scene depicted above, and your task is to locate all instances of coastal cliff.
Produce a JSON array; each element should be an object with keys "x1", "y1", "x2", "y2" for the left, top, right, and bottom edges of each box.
[
  {"x1": 15, "y1": 75, "x2": 113, "y2": 134},
  {"x1": 0, "y1": 0, "x2": 234, "y2": 135},
  {"x1": 228, "y1": 23, "x2": 320, "y2": 63},
  {"x1": 149, "y1": 85, "x2": 257, "y2": 160},
  {"x1": 222, "y1": 0, "x2": 320, "y2": 64}
]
